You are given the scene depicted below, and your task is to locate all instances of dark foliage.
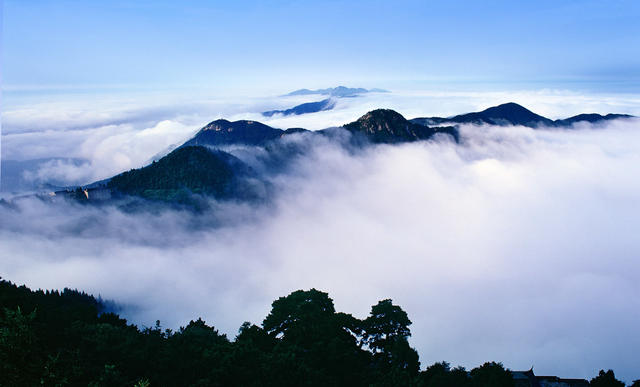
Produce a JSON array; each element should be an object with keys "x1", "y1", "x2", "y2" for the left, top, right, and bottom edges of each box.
[
  {"x1": 420, "y1": 362, "x2": 472, "y2": 387},
  {"x1": 107, "y1": 146, "x2": 240, "y2": 201},
  {"x1": 469, "y1": 362, "x2": 515, "y2": 387},
  {"x1": 0, "y1": 279, "x2": 631, "y2": 386},
  {"x1": 591, "y1": 370, "x2": 625, "y2": 387}
]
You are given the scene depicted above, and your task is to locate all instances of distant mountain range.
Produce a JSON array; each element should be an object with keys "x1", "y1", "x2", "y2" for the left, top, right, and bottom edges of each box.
[
  {"x1": 285, "y1": 86, "x2": 388, "y2": 98},
  {"x1": 184, "y1": 107, "x2": 457, "y2": 150},
  {"x1": 262, "y1": 98, "x2": 336, "y2": 117},
  {"x1": 100, "y1": 108, "x2": 456, "y2": 203},
  {"x1": 411, "y1": 102, "x2": 633, "y2": 128},
  {"x1": 263, "y1": 86, "x2": 388, "y2": 117},
  {"x1": 50, "y1": 102, "x2": 634, "y2": 205}
]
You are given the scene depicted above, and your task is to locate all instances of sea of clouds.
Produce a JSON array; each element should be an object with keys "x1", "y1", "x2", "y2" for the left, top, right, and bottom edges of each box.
[
  {"x1": 3, "y1": 88, "x2": 640, "y2": 191},
  {"x1": 1, "y1": 89, "x2": 640, "y2": 382}
]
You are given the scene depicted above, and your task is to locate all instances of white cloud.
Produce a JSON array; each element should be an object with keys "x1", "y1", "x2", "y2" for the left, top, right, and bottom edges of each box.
[
  {"x1": 1, "y1": 117, "x2": 640, "y2": 382},
  {"x1": 249, "y1": 89, "x2": 640, "y2": 130},
  {"x1": 21, "y1": 159, "x2": 93, "y2": 186}
]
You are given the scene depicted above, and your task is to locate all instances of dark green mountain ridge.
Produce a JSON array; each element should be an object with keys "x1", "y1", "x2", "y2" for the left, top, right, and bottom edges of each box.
[
  {"x1": 88, "y1": 103, "x2": 634, "y2": 203},
  {"x1": 107, "y1": 146, "x2": 251, "y2": 202}
]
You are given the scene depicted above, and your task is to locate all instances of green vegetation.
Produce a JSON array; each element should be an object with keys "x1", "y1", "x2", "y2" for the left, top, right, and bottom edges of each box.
[
  {"x1": 107, "y1": 146, "x2": 236, "y2": 201},
  {"x1": 0, "y1": 279, "x2": 630, "y2": 386},
  {"x1": 343, "y1": 109, "x2": 459, "y2": 144}
]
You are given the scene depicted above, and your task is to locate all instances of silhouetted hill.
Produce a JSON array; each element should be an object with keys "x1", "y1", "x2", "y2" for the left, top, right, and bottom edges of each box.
[
  {"x1": 183, "y1": 119, "x2": 284, "y2": 147},
  {"x1": 262, "y1": 98, "x2": 336, "y2": 117},
  {"x1": 411, "y1": 102, "x2": 633, "y2": 128},
  {"x1": 411, "y1": 103, "x2": 552, "y2": 127},
  {"x1": 343, "y1": 109, "x2": 458, "y2": 143},
  {"x1": 458, "y1": 102, "x2": 555, "y2": 127},
  {"x1": 556, "y1": 113, "x2": 633, "y2": 126}
]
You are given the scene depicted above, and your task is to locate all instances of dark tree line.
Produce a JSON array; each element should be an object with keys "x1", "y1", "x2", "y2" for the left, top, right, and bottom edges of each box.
[{"x1": 0, "y1": 279, "x2": 633, "y2": 386}]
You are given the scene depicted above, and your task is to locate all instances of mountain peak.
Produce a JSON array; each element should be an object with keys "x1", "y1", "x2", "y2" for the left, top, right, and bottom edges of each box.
[
  {"x1": 439, "y1": 102, "x2": 554, "y2": 127},
  {"x1": 481, "y1": 102, "x2": 539, "y2": 118},
  {"x1": 184, "y1": 119, "x2": 283, "y2": 147},
  {"x1": 483, "y1": 102, "x2": 529, "y2": 113},
  {"x1": 353, "y1": 108, "x2": 408, "y2": 124},
  {"x1": 412, "y1": 102, "x2": 632, "y2": 128},
  {"x1": 344, "y1": 109, "x2": 410, "y2": 138},
  {"x1": 202, "y1": 119, "x2": 268, "y2": 131},
  {"x1": 344, "y1": 109, "x2": 457, "y2": 143}
]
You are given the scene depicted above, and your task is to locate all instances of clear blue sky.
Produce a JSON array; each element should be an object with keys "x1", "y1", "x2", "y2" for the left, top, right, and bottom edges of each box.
[{"x1": 3, "y1": 0, "x2": 640, "y2": 92}]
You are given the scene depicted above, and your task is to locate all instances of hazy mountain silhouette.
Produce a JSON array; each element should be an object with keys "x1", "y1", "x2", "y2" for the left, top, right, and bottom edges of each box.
[
  {"x1": 555, "y1": 113, "x2": 633, "y2": 126},
  {"x1": 411, "y1": 102, "x2": 633, "y2": 128},
  {"x1": 80, "y1": 103, "x2": 634, "y2": 204},
  {"x1": 262, "y1": 98, "x2": 336, "y2": 117},
  {"x1": 285, "y1": 86, "x2": 388, "y2": 97}
]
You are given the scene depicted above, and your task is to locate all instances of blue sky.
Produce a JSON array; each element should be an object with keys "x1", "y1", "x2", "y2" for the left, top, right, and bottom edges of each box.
[{"x1": 3, "y1": 0, "x2": 640, "y2": 93}]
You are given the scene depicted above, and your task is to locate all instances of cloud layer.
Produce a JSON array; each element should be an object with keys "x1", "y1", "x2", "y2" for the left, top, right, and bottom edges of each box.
[
  {"x1": 4, "y1": 88, "x2": 640, "y2": 192},
  {"x1": 2, "y1": 117, "x2": 640, "y2": 382}
]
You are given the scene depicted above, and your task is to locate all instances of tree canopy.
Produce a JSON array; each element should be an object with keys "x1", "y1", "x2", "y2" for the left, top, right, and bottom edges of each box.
[{"x1": 0, "y1": 278, "x2": 632, "y2": 386}]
